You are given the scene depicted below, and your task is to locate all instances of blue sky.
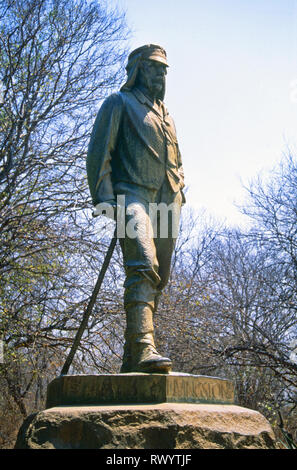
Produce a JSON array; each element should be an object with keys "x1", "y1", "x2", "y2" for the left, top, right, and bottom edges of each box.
[{"x1": 111, "y1": 0, "x2": 297, "y2": 226}]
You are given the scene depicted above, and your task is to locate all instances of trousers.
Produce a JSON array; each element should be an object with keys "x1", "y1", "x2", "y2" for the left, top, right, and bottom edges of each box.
[{"x1": 114, "y1": 178, "x2": 182, "y2": 311}]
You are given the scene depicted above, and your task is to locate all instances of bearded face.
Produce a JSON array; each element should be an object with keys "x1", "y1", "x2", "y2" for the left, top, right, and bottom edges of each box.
[{"x1": 136, "y1": 59, "x2": 167, "y2": 100}]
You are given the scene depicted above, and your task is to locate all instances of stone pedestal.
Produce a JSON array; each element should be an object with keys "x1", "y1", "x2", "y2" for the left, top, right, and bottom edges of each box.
[
  {"x1": 14, "y1": 373, "x2": 277, "y2": 449},
  {"x1": 15, "y1": 403, "x2": 276, "y2": 449},
  {"x1": 46, "y1": 372, "x2": 234, "y2": 407}
]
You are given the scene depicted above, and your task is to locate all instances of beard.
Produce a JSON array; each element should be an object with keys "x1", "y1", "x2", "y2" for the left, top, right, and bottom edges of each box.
[
  {"x1": 147, "y1": 76, "x2": 165, "y2": 100},
  {"x1": 136, "y1": 67, "x2": 166, "y2": 101}
]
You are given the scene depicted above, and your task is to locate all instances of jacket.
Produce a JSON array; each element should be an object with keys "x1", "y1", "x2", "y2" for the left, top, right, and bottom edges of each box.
[{"x1": 87, "y1": 88, "x2": 185, "y2": 205}]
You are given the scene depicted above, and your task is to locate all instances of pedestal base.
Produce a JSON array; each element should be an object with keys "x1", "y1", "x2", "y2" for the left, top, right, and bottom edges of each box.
[
  {"x1": 15, "y1": 373, "x2": 277, "y2": 449},
  {"x1": 46, "y1": 372, "x2": 235, "y2": 407},
  {"x1": 15, "y1": 403, "x2": 276, "y2": 449}
]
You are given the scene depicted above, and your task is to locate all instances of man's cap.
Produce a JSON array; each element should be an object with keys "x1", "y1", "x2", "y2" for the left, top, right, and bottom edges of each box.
[{"x1": 127, "y1": 44, "x2": 169, "y2": 69}]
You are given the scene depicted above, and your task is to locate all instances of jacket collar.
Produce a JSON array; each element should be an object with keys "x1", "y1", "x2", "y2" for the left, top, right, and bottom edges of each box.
[{"x1": 131, "y1": 87, "x2": 166, "y2": 119}]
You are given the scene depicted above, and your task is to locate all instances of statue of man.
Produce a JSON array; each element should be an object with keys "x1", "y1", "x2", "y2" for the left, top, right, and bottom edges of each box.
[{"x1": 87, "y1": 44, "x2": 185, "y2": 374}]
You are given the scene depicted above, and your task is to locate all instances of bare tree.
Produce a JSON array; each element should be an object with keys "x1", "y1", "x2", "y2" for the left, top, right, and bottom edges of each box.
[
  {"x1": 0, "y1": 0, "x2": 129, "y2": 446},
  {"x1": 241, "y1": 154, "x2": 297, "y2": 332},
  {"x1": 155, "y1": 163, "x2": 296, "y2": 443}
]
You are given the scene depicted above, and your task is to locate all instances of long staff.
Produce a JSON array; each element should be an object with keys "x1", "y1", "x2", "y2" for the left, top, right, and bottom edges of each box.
[{"x1": 60, "y1": 229, "x2": 117, "y2": 376}]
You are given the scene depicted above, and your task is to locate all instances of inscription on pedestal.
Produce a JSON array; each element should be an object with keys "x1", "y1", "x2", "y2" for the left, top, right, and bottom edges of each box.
[
  {"x1": 46, "y1": 373, "x2": 234, "y2": 408},
  {"x1": 166, "y1": 375, "x2": 234, "y2": 403}
]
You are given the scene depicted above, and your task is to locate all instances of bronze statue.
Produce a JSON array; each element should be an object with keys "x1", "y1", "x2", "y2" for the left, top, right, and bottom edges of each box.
[{"x1": 87, "y1": 44, "x2": 185, "y2": 373}]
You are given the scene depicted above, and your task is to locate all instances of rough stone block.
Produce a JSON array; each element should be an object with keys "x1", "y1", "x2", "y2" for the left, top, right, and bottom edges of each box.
[{"x1": 15, "y1": 403, "x2": 277, "y2": 449}]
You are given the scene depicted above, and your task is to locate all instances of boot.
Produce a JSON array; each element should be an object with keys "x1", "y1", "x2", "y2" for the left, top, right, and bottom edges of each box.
[
  {"x1": 132, "y1": 333, "x2": 172, "y2": 372},
  {"x1": 120, "y1": 303, "x2": 171, "y2": 373}
]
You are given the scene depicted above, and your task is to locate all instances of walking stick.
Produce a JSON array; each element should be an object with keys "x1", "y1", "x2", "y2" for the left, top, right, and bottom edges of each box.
[{"x1": 60, "y1": 229, "x2": 117, "y2": 376}]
